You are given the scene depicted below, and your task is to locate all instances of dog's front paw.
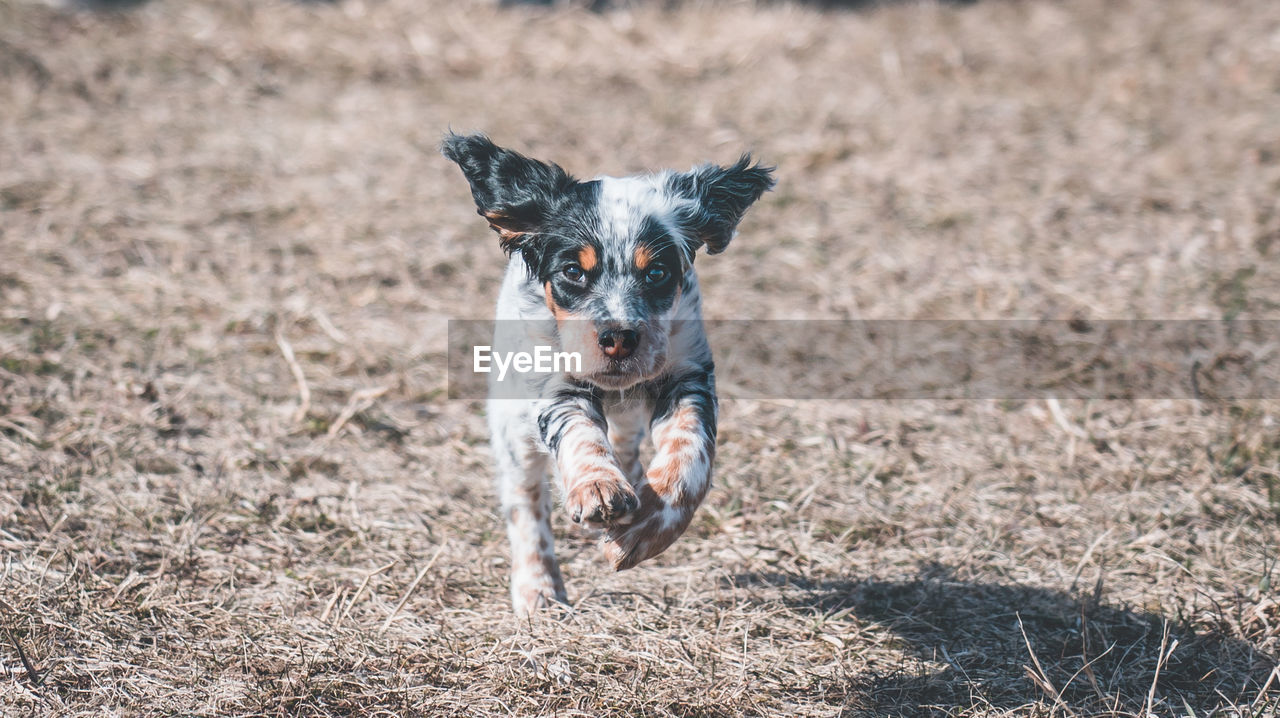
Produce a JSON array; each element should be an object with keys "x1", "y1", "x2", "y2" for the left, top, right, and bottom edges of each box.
[
  {"x1": 602, "y1": 484, "x2": 696, "y2": 571},
  {"x1": 564, "y1": 470, "x2": 639, "y2": 528}
]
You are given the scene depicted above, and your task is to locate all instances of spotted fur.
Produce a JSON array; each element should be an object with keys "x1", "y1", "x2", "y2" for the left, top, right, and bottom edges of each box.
[{"x1": 443, "y1": 133, "x2": 773, "y2": 614}]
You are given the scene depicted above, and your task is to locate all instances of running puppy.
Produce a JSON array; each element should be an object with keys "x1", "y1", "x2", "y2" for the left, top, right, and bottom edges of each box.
[{"x1": 442, "y1": 133, "x2": 773, "y2": 614}]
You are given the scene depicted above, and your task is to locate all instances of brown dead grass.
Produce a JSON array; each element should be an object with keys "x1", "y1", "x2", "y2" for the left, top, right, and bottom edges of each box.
[{"x1": 2, "y1": 0, "x2": 1279, "y2": 715}]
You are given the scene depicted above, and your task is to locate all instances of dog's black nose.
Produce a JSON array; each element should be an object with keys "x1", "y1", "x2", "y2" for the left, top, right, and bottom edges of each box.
[{"x1": 598, "y1": 328, "x2": 639, "y2": 360}]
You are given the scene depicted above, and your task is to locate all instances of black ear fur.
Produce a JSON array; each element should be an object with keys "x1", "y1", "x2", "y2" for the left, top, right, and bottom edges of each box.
[
  {"x1": 441, "y1": 133, "x2": 577, "y2": 254},
  {"x1": 667, "y1": 155, "x2": 775, "y2": 254}
]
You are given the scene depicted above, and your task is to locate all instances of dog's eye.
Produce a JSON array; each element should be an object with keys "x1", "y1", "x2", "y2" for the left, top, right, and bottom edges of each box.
[
  {"x1": 644, "y1": 266, "x2": 669, "y2": 286},
  {"x1": 562, "y1": 265, "x2": 586, "y2": 283}
]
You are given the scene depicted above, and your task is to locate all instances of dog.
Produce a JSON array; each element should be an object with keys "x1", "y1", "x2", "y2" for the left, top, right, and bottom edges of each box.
[{"x1": 442, "y1": 133, "x2": 774, "y2": 614}]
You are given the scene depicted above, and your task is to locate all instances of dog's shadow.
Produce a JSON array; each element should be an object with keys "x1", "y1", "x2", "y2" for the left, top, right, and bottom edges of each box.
[{"x1": 729, "y1": 565, "x2": 1277, "y2": 716}]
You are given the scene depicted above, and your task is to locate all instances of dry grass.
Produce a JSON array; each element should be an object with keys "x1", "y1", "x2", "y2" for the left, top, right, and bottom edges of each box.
[{"x1": 2, "y1": 0, "x2": 1279, "y2": 714}]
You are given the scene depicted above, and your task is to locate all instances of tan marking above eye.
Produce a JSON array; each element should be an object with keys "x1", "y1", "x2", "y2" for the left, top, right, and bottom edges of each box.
[
  {"x1": 634, "y1": 246, "x2": 652, "y2": 270},
  {"x1": 578, "y1": 246, "x2": 598, "y2": 272}
]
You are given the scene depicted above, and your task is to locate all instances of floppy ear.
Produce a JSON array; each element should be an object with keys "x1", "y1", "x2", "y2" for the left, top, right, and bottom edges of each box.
[
  {"x1": 666, "y1": 155, "x2": 775, "y2": 255},
  {"x1": 441, "y1": 133, "x2": 577, "y2": 254}
]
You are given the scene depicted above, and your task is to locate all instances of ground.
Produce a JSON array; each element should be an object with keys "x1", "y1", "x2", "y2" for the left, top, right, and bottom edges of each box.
[{"x1": 1, "y1": 0, "x2": 1279, "y2": 715}]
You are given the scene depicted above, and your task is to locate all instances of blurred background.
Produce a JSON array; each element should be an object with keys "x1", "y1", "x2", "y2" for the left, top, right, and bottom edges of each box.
[{"x1": 2, "y1": 0, "x2": 1278, "y2": 715}]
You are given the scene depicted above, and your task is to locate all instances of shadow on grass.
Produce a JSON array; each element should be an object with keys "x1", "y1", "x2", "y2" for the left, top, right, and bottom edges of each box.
[{"x1": 730, "y1": 565, "x2": 1277, "y2": 716}]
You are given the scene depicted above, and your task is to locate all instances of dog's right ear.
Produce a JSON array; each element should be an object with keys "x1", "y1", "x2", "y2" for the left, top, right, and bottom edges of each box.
[{"x1": 441, "y1": 133, "x2": 576, "y2": 254}]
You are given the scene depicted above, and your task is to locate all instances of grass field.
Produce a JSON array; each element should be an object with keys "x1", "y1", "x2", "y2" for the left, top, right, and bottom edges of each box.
[{"x1": 3, "y1": 0, "x2": 1280, "y2": 715}]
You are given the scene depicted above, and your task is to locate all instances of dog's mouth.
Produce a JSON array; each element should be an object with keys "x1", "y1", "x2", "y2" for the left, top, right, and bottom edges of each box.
[
  {"x1": 589, "y1": 374, "x2": 640, "y2": 390},
  {"x1": 585, "y1": 364, "x2": 647, "y2": 389},
  {"x1": 580, "y1": 354, "x2": 665, "y2": 390}
]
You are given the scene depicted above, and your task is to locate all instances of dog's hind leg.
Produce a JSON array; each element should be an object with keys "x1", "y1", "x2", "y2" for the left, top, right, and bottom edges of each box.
[{"x1": 491, "y1": 406, "x2": 566, "y2": 615}]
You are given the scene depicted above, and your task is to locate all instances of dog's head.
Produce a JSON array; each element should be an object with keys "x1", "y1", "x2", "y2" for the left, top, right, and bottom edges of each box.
[{"x1": 443, "y1": 133, "x2": 773, "y2": 389}]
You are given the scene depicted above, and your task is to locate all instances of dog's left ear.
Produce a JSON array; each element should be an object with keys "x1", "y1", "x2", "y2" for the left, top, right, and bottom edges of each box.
[
  {"x1": 441, "y1": 133, "x2": 576, "y2": 254},
  {"x1": 667, "y1": 155, "x2": 775, "y2": 255}
]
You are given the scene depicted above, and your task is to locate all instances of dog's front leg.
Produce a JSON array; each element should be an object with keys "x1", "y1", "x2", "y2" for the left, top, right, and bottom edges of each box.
[
  {"x1": 538, "y1": 389, "x2": 639, "y2": 529},
  {"x1": 604, "y1": 371, "x2": 716, "y2": 570}
]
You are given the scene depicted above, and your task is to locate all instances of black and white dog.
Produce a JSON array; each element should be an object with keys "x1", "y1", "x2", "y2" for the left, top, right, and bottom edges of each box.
[{"x1": 442, "y1": 134, "x2": 773, "y2": 613}]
